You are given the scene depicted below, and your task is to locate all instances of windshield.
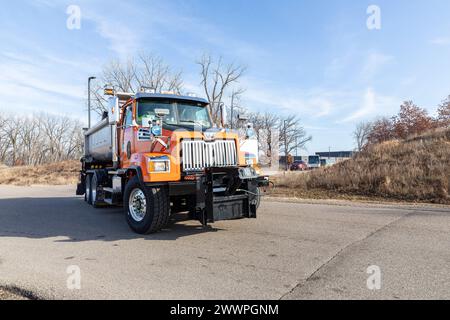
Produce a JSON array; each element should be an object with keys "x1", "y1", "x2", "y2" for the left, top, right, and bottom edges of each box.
[{"x1": 137, "y1": 99, "x2": 212, "y2": 128}]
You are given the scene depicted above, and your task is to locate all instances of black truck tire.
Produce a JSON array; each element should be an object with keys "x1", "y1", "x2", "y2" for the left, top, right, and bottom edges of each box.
[
  {"x1": 91, "y1": 172, "x2": 102, "y2": 208},
  {"x1": 124, "y1": 176, "x2": 170, "y2": 234},
  {"x1": 256, "y1": 187, "x2": 261, "y2": 209},
  {"x1": 85, "y1": 174, "x2": 92, "y2": 204}
]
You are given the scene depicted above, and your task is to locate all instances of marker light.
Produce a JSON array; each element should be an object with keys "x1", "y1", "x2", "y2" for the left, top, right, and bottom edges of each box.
[{"x1": 104, "y1": 88, "x2": 115, "y2": 96}]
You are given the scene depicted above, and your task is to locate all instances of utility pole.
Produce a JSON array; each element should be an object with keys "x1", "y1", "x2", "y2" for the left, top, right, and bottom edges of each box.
[
  {"x1": 230, "y1": 91, "x2": 235, "y2": 129},
  {"x1": 295, "y1": 137, "x2": 298, "y2": 157},
  {"x1": 284, "y1": 120, "x2": 288, "y2": 171},
  {"x1": 88, "y1": 76, "x2": 96, "y2": 128},
  {"x1": 219, "y1": 102, "x2": 225, "y2": 128}
]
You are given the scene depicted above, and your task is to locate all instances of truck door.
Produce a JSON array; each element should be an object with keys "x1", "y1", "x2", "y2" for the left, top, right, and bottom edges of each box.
[{"x1": 121, "y1": 104, "x2": 135, "y2": 167}]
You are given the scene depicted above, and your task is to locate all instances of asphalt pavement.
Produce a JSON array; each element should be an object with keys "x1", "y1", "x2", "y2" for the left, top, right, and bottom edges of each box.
[{"x1": 0, "y1": 185, "x2": 449, "y2": 300}]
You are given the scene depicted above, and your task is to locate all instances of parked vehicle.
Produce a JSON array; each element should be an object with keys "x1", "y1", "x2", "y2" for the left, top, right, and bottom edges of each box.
[
  {"x1": 290, "y1": 160, "x2": 308, "y2": 171},
  {"x1": 307, "y1": 155, "x2": 321, "y2": 170},
  {"x1": 76, "y1": 88, "x2": 269, "y2": 234}
]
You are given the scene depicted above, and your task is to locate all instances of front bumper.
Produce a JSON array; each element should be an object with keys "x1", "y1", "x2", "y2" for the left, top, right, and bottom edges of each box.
[{"x1": 194, "y1": 166, "x2": 260, "y2": 225}]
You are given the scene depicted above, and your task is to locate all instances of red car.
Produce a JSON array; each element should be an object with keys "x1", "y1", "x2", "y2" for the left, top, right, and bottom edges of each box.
[{"x1": 290, "y1": 160, "x2": 308, "y2": 171}]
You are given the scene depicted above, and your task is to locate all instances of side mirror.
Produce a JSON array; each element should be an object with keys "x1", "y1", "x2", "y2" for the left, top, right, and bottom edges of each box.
[{"x1": 246, "y1": 123, "x2": 256, "y2": 139}]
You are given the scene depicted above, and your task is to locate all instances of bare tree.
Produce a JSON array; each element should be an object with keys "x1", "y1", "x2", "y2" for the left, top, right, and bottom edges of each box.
[
  {"x1": 2, "y1": 117, "x2": 21, "y2": 165},
  {"x1": 224, "y1": 88, "x2": 246, "y2": 129},
  {"x1": 0, "y1": 115, "x2": 10, "y2": 163},
  {"x1": 197, "y1": 54, "x2": 246, "y2": 125},
  {"x1": 17, "y1": 116, "x2": 42, "y2": 166},
  {"x1": 247, "y1": 112, "x2": 280, "y2": 165},
  {"x1": 90, "y1": 53, "x2": 184, "y2": 115},
  {"x1": 136, "y1": 53, "x2": 183, "y2": 94},
  {"x1": 279, "y1": 115, "x2": 312, "y2": 156},
  {"x1": 0, "y1": 114, "x2": 84, "y2": 167},
  {"x1": 103, "y1": 58, "x2": 138, "y2": 93},
  {"x1": 353, "y1": 121, "x2": 372, "y2": 151}
]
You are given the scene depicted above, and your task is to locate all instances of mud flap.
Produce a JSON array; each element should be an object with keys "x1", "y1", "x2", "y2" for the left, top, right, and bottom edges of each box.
[{"x1": 76, "y1": 173, "x2": 85, "y2": 196}]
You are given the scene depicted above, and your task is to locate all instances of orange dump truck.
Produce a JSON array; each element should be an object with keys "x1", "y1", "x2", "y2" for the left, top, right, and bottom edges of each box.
[{"x1": 76, "y1": 88, "x2": 269, "y2": 234}]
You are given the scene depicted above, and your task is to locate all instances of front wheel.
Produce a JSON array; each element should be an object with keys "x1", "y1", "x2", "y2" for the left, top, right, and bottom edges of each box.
[
  {"x1": 255, "y1": 187, "x2": 262, "y2": 209},
  {"x1": 123, "y1": 177, "x2": 170, "y2": 234}
]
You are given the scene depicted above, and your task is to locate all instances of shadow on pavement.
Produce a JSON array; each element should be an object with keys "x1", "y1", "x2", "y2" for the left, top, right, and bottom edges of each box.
[{"x1": 0, "y1": 196, "x2": 221, "y2": 242}]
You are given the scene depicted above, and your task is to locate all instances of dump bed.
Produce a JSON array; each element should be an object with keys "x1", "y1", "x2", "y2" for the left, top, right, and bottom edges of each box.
[
  {"x1": 84, "y1": 118, "x2": 114, "y2": 161},
  {"x1": 84, "y1": 96, "x2": 120, "y2": 163}
]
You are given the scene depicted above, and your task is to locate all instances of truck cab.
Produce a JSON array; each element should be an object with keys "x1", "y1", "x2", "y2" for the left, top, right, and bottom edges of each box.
[{"x1": 78, "y1": 89, "x2": 268, "y2": 234}]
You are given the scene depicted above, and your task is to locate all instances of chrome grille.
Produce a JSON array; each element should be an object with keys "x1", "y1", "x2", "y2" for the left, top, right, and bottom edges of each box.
[{"x1": 181, "y1": 140, "x2": 237, "y2": 171}]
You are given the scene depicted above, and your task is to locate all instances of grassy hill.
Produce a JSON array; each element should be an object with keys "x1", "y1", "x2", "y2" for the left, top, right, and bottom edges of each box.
[
  {"x1": 0, "y1": 160, "x2": 79, "y2": 186},
  {"x1": 274, "y1": 128, "x2": 450, "y2": 204}
]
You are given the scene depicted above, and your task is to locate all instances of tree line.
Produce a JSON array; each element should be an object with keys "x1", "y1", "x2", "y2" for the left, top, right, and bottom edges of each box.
[
  {"x1": 353, "y1": 97, "x2": 450, "y2": 151},
  {"x1": 0, "y1": 114, "x2": 83, "y2": 166}
]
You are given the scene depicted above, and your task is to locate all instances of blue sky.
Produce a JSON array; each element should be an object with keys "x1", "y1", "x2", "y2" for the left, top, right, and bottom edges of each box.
[{"x1": 1, "y1": 0, "x2": 450, "y2": 153}]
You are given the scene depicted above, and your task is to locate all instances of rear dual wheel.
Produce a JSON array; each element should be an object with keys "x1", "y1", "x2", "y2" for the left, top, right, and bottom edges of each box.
[
  {"x1": 84, "y1": 172, "x2": 103, "y2": 207},
  {"x1": 85, "y1": 174, "x2": 92, "y2": 204}
]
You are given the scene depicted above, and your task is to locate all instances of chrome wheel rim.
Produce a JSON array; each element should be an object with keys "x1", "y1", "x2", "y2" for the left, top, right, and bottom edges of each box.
[{"x1": 129, "y1": 188, "x2": 147, "y2": 222}]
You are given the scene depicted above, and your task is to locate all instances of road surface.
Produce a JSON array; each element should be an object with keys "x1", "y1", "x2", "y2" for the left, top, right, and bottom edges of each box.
[{"x1": 0, "y1": 185, "x2": 449, "y2": 300}]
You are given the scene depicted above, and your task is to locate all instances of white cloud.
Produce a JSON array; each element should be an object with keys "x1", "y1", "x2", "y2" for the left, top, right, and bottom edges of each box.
[
  {"x1": 0, "y1": 60, "x2": 84, "y2": 100},
  {"x1": 240, "y1": 77, "x2": 354, "y2": 119},
  {"x1": 30, "y1": 0, "x2": 56, "y2": 8},
  {"x1": 342, "y1": 88, "x2": 376, "y2": 122},
  {"x1": 430, "y1": 37, "x2": 450, "y2": 46},
  {"x1": 400, "y1": 76, "x2": 417, "y2": 87},
  {"x1": 361, "y1": 52, "x2": 394, "y2": 80},
  {"x1": 0, "y1": 80, "x2": 83, "y2": 119},
  {"x1": 84, "y1": 12, "x2": 140, "y2": 59},
  {"x1": 81, "y1": 1, "x2": 265, "y2": 63},
  {"x1": 341, "y1": 87, "x2": 398, "y2": 123},
  {"x1": 0, "y1": 51, "x2": 86, "y2": 119}
]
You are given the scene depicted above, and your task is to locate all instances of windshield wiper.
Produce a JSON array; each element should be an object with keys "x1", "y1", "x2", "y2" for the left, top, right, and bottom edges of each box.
[
  {"x1": 179, "y1": 120, "x2": 197, "y2": 124},
  {"x1": 180, "y1": 120, "x2": 209, "y2": 126}
]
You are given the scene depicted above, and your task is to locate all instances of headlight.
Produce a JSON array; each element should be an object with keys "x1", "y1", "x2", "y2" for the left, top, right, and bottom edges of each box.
[
  {"x1": 239, "y1": 167, "x2": 257, "y2": 179},
  {"x1": 147, "y1": 156, "x2": 170, "y2": 173}
]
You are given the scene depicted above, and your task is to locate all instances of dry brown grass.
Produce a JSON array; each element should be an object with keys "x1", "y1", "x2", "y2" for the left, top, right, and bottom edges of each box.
[
  {"x1": 0, "y1": 160, "x2": 80, "y2": 186},
  {"x1": 273, "y1": 128, "x2": 450, "y2": 204}
]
